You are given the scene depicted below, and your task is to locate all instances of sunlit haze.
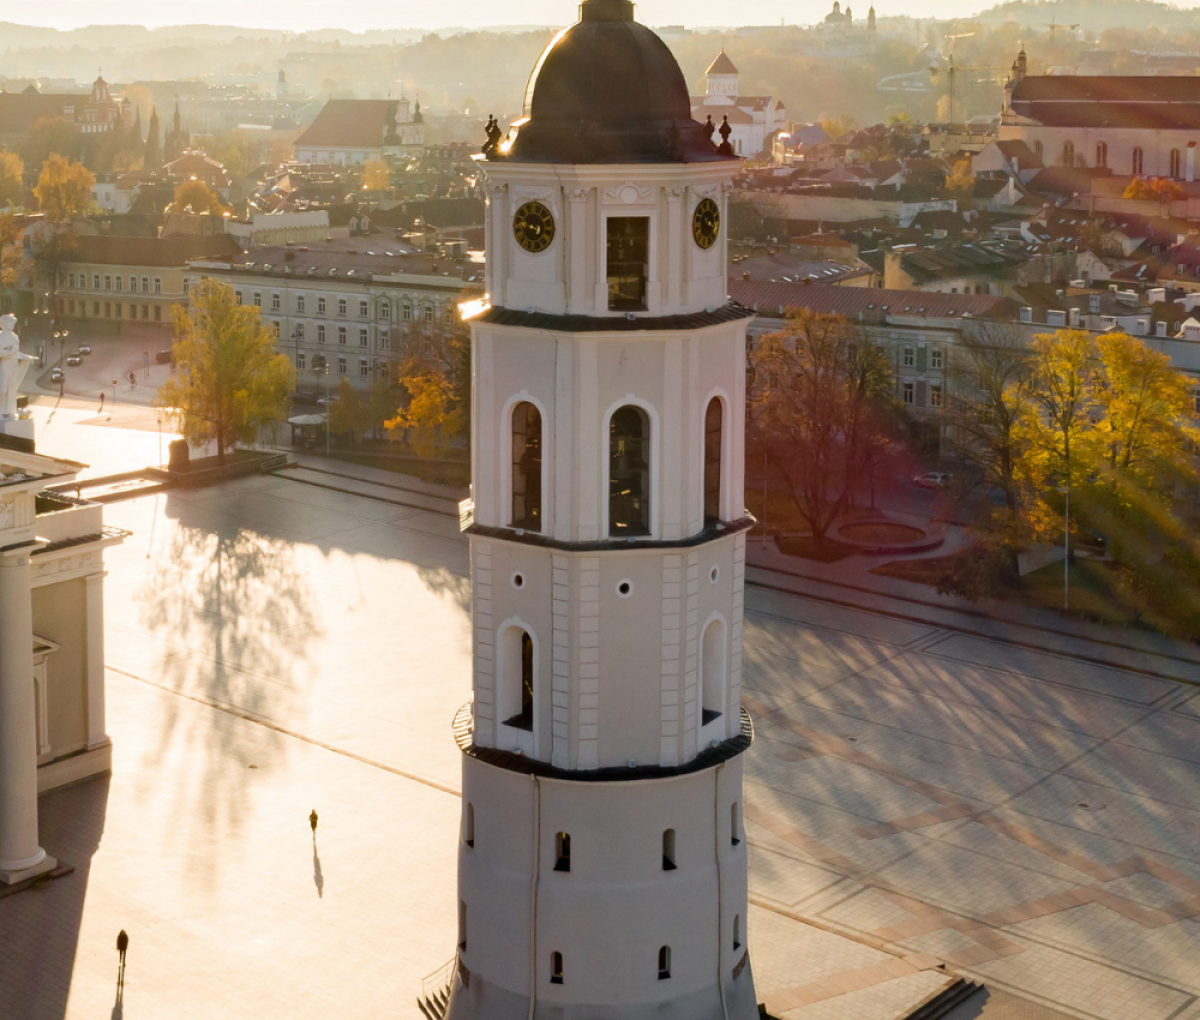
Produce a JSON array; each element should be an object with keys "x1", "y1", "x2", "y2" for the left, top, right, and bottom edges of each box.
[{"x1": 14, "y1": 0, "x2": 1001, "y2": 32}]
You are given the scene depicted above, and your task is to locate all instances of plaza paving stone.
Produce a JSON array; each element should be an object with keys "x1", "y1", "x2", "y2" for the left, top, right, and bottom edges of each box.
[{"x1": 4, "y1": 454, "x2": 1200, "y2": 1020}]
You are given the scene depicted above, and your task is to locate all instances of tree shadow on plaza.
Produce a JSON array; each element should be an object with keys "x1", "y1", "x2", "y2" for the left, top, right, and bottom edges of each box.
[
  {"x1": 137, "y1": 498, "x2": 323, "y2": 855},
  {"x1": 416, "y1": 563, "x2": 471, "y2": 615},
  {"x1": 2, "y1": 776, "x2": 110, "y2": 1020}
]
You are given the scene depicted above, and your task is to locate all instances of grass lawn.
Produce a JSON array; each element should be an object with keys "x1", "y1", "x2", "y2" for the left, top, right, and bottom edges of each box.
[
  {"x1": 330, "y1": 450, "x2": 470, "y2": 488},
  {"x1": 840, "y1": 522, "x2": 925, "y2": 544},
  {"x1": 872, "y1": 550, "x2": 971, "y2": 585},
  {"x1": 776, "y1": 536, "x2": 857, "y2": 563}
]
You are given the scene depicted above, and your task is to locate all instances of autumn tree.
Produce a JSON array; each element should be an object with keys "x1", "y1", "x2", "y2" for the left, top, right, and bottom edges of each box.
[
  {"x1": 944, "y1": 157, "x2": 976, "y2": 202},
  {"x1": 156, "y1": 279, "x2": 294, "y2": 465},
  {"x1": 384, "y1": 317, "x2": 471, "y2": 455},
  {"x1": 328, "y1": 378, "x2": 374, "y2": 443},
  {"x1": 749, "y1": 309, "x2": 899, "y2": 543},
  {"x1": 34, "y1": 154, "x2": 94, "y2": 222},
  {"x1": 361, "y1": 159, "x2": 391, "y2": 191},
  {"x1": 0, "y1": 151, "x2": 23, "y2": 208},
  {"x1": 171, "y1": 178, "x2": 228, "y2": 215}
]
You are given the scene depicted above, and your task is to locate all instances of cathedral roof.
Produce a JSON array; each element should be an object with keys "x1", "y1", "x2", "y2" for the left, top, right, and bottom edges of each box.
[
  {"x1": 1012, "y1": 75, "x2": 1200, "y2": 129},
  {"x1": 706, "y1": 50, "x2": 739, "y2": 76},
  {"x1": 492, "y1": 0, "x2": 733, "y2": 164}
]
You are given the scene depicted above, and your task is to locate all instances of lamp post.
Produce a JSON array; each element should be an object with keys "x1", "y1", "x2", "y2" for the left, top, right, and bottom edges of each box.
[
  {"x1": 1058, "y1": 479, "x2": 1070, "y2": 611},
  {"x1": 324, "y1": 365, "x2": 331, "y2": 455}
]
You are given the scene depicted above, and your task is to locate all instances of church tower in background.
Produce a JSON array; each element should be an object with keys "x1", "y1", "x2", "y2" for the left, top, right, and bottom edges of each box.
[{"x1": 445, "y1": 1, "x2": 758, "y2": 1017}]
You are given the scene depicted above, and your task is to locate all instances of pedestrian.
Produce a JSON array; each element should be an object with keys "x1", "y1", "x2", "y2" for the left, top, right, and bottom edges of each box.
[
  {"x1": 116, "y1": 929, "x2": 129, "y2": 999},
  {"x1": 99, "y1": 391, "x2": 105, "y2": 411},
  {"x1": 116, "y1": 929, "x2": 128, "y2": 961},
  {"x1": 128, "y1": 371, "x2": 136, "y2": 388},
  {"x1": 309, "y1": 809, "x2": 318, "y2": 835}
]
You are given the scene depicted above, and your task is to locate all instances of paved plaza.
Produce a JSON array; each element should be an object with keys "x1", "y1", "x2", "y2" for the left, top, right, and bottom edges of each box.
[{"x1": 2, "y1": 427, "x2": 1199, "y2": 1019}]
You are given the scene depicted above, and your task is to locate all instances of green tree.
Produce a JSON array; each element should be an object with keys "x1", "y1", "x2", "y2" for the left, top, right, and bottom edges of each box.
[
  {"x1": 156, "y1": 279, "x2": 294, "y2": 465},
  {"x1": 749, "y1": 309, "x2": 899, "y2": 543},
  {"x1": 328, "y1": 378, "x2": 373, "y2": 443},
  {"x1": 0, "y1": 150, "x2": 23, "y2": 208}
]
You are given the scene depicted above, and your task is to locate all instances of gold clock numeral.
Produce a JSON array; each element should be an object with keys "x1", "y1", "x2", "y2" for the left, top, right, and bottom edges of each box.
[{"x1": 513, "y1": 201, "x2": 556, "y2": 253}]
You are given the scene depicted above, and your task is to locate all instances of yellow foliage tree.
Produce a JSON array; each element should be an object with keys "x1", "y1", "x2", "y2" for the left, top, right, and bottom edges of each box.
[
  {"x1": 944, "y1": 157, "x2": 976, "y2": 201},
  {"x1": 156, "y1": 279, "x2": 295, "y2": 464},
  {"x1": 0, "y1": 150, "x2": 23, "y2": 208},
  {"x1": 33, "y1": 154, "x2": 94, "y2": 222},
  {"x1": 386, "y1": 362, "x2": 465, "y2": 457},
  {"x1": 361, "y1": 159, "x2": 391, "y2": 191},
  {"x1": 171, "y1": 178, "x2": 228, "y2": 215}
]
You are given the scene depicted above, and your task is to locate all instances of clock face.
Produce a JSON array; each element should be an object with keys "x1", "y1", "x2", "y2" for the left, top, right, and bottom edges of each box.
[
  {"x1": 693, "y1": 198, "x2": 720, "y2": 250},
  {"x1": 513, "y1": 201, "x2": 556, "y2": 253}
]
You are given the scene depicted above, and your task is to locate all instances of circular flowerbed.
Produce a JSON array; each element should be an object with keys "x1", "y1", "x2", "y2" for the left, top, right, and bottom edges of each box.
[{"x1": 839, "y1": 522, "x2": 926, "y2": 544}]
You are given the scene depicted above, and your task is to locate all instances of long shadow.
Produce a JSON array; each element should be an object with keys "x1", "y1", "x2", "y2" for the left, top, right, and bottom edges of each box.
[
  {"x1": 312, "y1": 834, "x2": 324, "y2": 899},
  {"x1": 136, "y1": 499, "x2": 323, "y2": 859},
  {"x1": 0, "y1": 775, "x2": 110, "y2": 1020}
]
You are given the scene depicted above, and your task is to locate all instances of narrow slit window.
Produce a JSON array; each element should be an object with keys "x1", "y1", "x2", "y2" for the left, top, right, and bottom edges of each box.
[
  {"x1": 458, "y1": 899, "x2": 467, "y2": 951},
  {"x1": 662, "y1": 828, "x2": 677, "y2": 871},
  {"x1": 607, "y1": 216, "x2": 649, "y2": 311},
  {"x1": 731, "y1": 802, "x2": 741, "y2": 846},
  {"x1": 511, "y1": 401, "x2": 543, "y2": 530},
  {"x1": 555, "y1": 832, "x2": 571, "y2": 872},
  {"x1": 658, "y1": 945, "x2": 671, "y2": 980},
  {"x1": 550, "y1": 951, "x2": 564, "y2": 984},
  {"x1": 502, "y1": 629, "x2": 535, "y2": 731},
  {"x1": 704, "y1": 398, "x2": 722, "y2": 525},
  {"x1": 734, "y1": 914, "x2": 742, "y2": 951},
  {"x1": 464, "y1": 803, "x2": 475, "y2": 848},
  {"x1": 609, "y1": 405, "x2": 650, "y2": 536},
  {"x1": 701, "y1": 618, "x2": 726, "y2": 726}
]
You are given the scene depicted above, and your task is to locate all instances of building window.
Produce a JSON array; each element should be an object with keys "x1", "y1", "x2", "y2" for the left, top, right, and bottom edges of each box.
[
  {"x1": 104, "y1": 274, "x2": 112, "y2": 290},
  {"x1": 379, "y1": 330, "x2": 390, "y2": 350},
  {"x1": 734, "y1": 915, "x2": 742, "y2": 951},
  {"x1": 607, "y1": 217, "x2": 649, "y2": 311},
  {"x1": 318, "y1": 296, "x2": 326, "y2": 315},
  {"x1": 930, "y1": 347, "x2": 943, "y2": 370},
  {"x1": 732, "y1": 802, "x2": 741, "y2": 846},
  {"x1": 704, "y1": 397, "x2": 723, "y2": 525},
  {"x1": 129, "y1": 303, "x2": 136, "y2": 318},
  {"x1": 930, "y1": 385, "x2": 943, "y2": 408},
  {"x1": 154, "y1": 278, "x2": 162, "y2": 294},
  {"x1": 317, "y1": 324, "x2": 326, "y2": 343},
  {"x1": 68, "y1": 273, "x2": 75, "y2": 288},
  {"x1": 500, "y1": 628, "x2": 535, "y2": 731},
  {"x1": 359, "y1": 328, "x2": 368, "y2": 347},
  {"x1": 1061, "y1": 140, "x2": 1074, "y2": 167},
  {"x1": 1171, "y1": 148, "x2": 1183, "y2": 179},
  {"x1": 902, "y1": 347, "x2": 915, "y2": 367},
  {"x1": 380, "y1": 302, "x2": 390, "y2": 320},
  {"x1": 1096, "y1": 141, "x2": 1108, "y2": 168},
  {"x1": 116, "y1": 276, "x2": 123, "y2": 292},
  {"x1": 550, "y1": 952, "x2": 564, "y2": 985},
  {"x1": 511, "y1": 402, "x2": 543, "y2": 530},
  {"x1": 129, "y1": 275, "x2": 136, "y2": 291},
  {"x1": 444, "y1": 305, "x2": 455, "y2": 324},
  {"x1": 609, "y1": 405, "x2": 650, "y2": 537},
  {"x1": 104, "y1": 302, "x2": 111, "y2": 317},
  {"x1": 93, "y1": 302, "x2": 99, "y2": 316},
  {"x1": 154, "y1": 306, "x2": 161, "y2": 322},
  {"x1": 297, "y1": 295, "x2": 305, "y2": 313},
  {"x1": 141, "y1": 277, "x2": 149, "y2": 293},
  {"x1": 423, "y1": 304, "x2": 434, "y2": 322},
  {"x1": 464, "y1": 803, "x2": 475, "y2": 848},
  {"x1": 295, "y1": 323, "x2": 305, "y2": 341},
  {"x1": 337, "y1": 326, "x2": 347, "y2": 345},
  {"x1": 903, "y1": 382, "x2": 915, "y2": 405},
  {"x1": 297, "y1": 351, "x2": 306, "y2": 370},
  {"x1": 702, "y1": 618, "x2": 727, "y2": 726},
  {"x1": 458, "y1": 900, "x2": 467, "y2": 951},
  {"x1": 338, "y1": 298, "x2": 347, "y2": 316},
  {"x1": 272, "y1": 293, "x2": 281, "y2": 311},
  {"x1": 658, "y1": 946, "x2": 671, "y2": 980},
  {"x1": 235, "y1": 290, "x2": 243, "y2": 304},
  {"x1": 253, "y1": 291, "x2": 261, "y2": 307},
  {"x1": 401, "y1": 302, "x2": 412, "y2": 321},
  {"x1": 93, "y1": 274, "x2": 100, "y2": 289},
  {"x1": 357, "y1": 359, "x2": 368, "y2": 377},
  {"x1": 1133, "y1": 147, "x2": 1144, "y2": 175},
  {"x1": 554, "y1": 832, "x2": 571, "y2": 872},
  {"x1": 114, "y1": 303, "x2": 121, "y2": 319},
  {"x1": 338, "y1": 356, "x2": 346, "y2": 375},
  {"x1": 662, "y1": 829, "x2": 677, "y2": 871},
  {"x1": 359, "y1": 299, "x2": 368, "y2": 317}
]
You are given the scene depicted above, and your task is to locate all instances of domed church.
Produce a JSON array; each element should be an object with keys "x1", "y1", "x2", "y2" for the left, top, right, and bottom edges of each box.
[{"x1": 439, "y1": 1, "x2": 760, "y2": 1018}]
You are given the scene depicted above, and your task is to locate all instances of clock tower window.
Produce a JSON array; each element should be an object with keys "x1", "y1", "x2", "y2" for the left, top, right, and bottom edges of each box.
[
  {"x1": 607, "y1": 217, "x2": 649, "y2": 311},
  {"x1": 609, "y1": 405, "x2": 651, "y2": 536},
  {"x1": 511, "y1": 401, "x2": 544, "y2": 530},
  {"x1": 704, "y1": 397, "x2": 723, "y2": 525}
]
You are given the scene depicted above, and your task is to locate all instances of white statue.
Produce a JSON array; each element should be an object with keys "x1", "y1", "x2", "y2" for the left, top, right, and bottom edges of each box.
[{"x1": 0, "y1": 313, "x2": 36, "y2": 420}]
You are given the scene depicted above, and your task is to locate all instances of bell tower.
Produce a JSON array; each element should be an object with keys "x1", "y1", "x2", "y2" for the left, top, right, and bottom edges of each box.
[{"x1": 447, "y1": 2, "x2": 758, "y2": 1017}]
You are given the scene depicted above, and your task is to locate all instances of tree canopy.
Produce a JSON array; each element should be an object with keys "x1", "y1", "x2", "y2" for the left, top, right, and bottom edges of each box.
[
  {"x1": 33, "y1": 154, "x2": 94, "y2": 223},
  {"x1": 156, "y1": 279, "x2": 294, "y2": 464}
]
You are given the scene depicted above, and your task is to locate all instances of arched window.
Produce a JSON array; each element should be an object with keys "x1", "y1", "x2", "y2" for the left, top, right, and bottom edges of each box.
[
  {"x1": 731, "y1": 802, "x2": 741, "y2": 846},
  {"x1": 1133, "y1": 147, "x2": 1144, "y2": 175},
  {"x1": 554, "y1": 832, "x2": 571, "y2": 872},
  {"x1": 458, "y1": 900, "x2": 467, "y2": 950},
  {"x1": 1061, "y1": 140, "x2": 1074, "y2": 167},
  {"x1": 1171, "y1": 148, "x2": 1182, "y2": 179},
  {"x1": 734, "y1": 914, "x2": 742, "y2": 951},
  {"x1": 658, "y1": 946, "x2": 672, "y2": 980},
  {"x1": 1033, "y1": 140, "x2": 1044, "y2": 163},
  {"x1": 511, "y1": 402, "x2": 543, "y2": 530},
  {"x1": 1096, "y1": 141, "x2": 1108, "y2": 168},
  {"x1": 704, "y1": 398, "x2": 723, "y2": 525},
  {"x1": 609, "y1": 405, "x2": 650, "y2": 536},
  {"x1": 464, "y1": 803, "x2": 475, "y2": 848},
  {"x1": 550, "y1": 952, "x2": 564, "y2": 984},
  {"x1": 500, "y1": 627, "x2": 534, "y2": 732},
  {"x1": 701, "y1": 618, "x2": 727, "y2": 727},
  {"x1": 662, "y1": 829, "x2": 677, "y2": 871}
]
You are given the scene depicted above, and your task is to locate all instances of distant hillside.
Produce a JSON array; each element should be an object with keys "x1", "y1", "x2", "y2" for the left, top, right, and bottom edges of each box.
[{"x1": 972, "y1": 0, "x2": 1200, "y2": 30}]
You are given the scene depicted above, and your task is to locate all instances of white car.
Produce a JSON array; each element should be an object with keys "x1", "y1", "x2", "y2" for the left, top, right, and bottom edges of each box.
[{"x1": 913, "y1": 471, "x2": 953, "y2": 489}]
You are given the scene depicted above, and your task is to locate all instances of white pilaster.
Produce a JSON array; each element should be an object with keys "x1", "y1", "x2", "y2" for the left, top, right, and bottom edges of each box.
[
  {"x1": 0, "y1": 542, "x2": 56, "y2": 883},
  {"x1": 84, "y1": 572, "x2": 109, "y2": 751}
]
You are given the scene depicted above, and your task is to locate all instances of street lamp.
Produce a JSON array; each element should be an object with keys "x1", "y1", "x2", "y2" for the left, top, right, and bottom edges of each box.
[{"x1": 1057, "y1": 479, "x2": 1070, "y2": 611}]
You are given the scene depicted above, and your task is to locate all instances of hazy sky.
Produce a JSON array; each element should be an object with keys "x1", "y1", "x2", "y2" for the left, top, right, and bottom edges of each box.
[{"x1": 17, "y1": 0, "x2": 989, "y2": 32}]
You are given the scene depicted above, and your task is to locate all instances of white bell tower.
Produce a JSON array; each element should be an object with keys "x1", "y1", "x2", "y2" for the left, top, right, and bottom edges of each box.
[{"x1": 447, "y1": 2, "x2": 758, "y2": 1017}]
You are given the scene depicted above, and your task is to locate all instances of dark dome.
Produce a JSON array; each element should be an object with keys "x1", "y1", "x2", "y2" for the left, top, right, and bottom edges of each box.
[{"x1": 493, "y1": 0, "x2": 733, "y2": 164}]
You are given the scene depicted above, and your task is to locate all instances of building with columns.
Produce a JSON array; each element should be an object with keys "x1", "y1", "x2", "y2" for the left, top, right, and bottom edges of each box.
[
  {"x1": 0, "y1": 435, "x2": 126, "y2": 885},
  {"x1": 442, "y1": 2, "x2": 758, "y2": 1017}
]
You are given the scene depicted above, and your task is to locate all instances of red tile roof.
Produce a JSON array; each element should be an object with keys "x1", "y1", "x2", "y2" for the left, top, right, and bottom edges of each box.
[
  {"x1": 729, "y1": 280, "x2": 1017, "y2": 321},
  {"x1": 294, "y1": 99, "x2": 393, "y2": 150},
  {"x1": 65, "y1": 234, "x2": 242, "y2": 268}
]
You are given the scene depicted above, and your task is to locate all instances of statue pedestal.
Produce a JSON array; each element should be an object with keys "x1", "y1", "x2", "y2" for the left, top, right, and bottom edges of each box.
[{"x1": 0, "y1": 418, "x2": 35, "y2": 443}]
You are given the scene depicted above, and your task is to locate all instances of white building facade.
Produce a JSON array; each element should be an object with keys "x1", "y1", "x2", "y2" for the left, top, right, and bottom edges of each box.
[
  {"x1": 445, "y1": 2, "x2": 758, "y2": 1018},
  {"x1": 690, "y1": 51, "x2": 785, "y2": 160}
]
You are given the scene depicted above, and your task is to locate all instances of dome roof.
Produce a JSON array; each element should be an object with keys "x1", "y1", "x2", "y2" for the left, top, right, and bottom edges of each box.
[{"x1": 493, "y1": 0, "x2": 733, "y2": 165}]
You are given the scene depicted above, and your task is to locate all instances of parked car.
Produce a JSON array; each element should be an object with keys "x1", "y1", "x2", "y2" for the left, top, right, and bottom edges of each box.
[
  {"x1": 913, "y1": 471, "x2": 954, "y2": 489},
  {"x1": 65, "y1": 355, "x2": 83, "y2": 366},
  {"x1": 77, "y1": 344, "x2": 92, "y2": 355},
  {"x1": 50, "y1": 368, "x2": 64, "y2": 382}
]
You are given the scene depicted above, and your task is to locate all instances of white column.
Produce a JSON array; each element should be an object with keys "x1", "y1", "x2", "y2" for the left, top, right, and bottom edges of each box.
[
  {"x1": 0, "y1": 543, "x2": 56, "y2": 883},
  {"x1": 84, "y1": 572, "x2": 109, "y2": 751}
]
